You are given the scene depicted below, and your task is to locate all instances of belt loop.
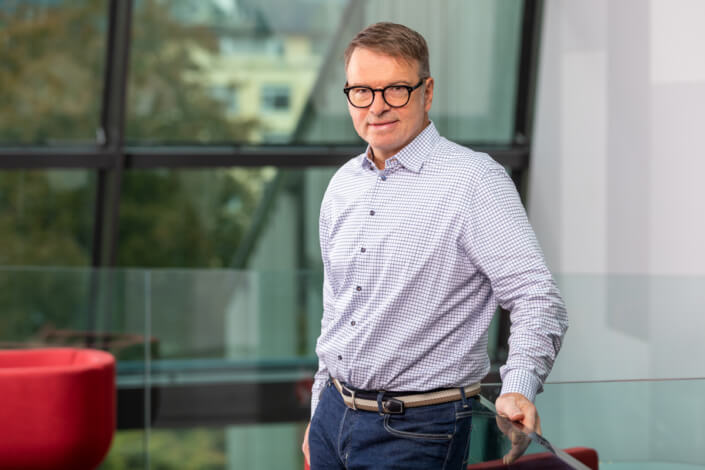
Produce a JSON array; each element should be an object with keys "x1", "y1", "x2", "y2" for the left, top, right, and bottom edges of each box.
[
  {"x1": 376, "y1": 391, "x2": 386, "y2": 416},
  {"x1": 350, "y1": 388, "x2": 357, "y2": 411},
  {"x1": 459, "y1": 386, "x2": 470, "y2": 409}
]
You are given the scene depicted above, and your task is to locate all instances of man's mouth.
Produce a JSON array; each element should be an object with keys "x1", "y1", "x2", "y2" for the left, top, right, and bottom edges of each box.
[{"x1": 368, "y1": 120, "x2": 398, "y2": 129}]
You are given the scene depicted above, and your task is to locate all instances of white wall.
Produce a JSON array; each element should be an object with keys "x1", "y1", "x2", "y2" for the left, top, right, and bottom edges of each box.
[
  {"x1": 530, "y1": 0, "x2": 705, "y2": 380},
  {"x1": 530, "y1": 1, "x2": 705, "y2": 464}
]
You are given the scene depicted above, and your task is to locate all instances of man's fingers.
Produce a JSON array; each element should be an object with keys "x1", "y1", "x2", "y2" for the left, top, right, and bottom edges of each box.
[
  {"x1": 496, "y1": 394, "x2": 525, "y2": 421},
  {"x1": 302, "y1": 422, "x2": 311, "y2": 465},
  {"x1": 522, "y1": 407, "x2": 536, "y2": 432}
]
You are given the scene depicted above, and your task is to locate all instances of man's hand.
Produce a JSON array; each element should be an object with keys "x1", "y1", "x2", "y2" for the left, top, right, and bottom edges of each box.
[
  {"x1": 302, "y1": 422, "x2": 311, "y2": 467},
  {"x1": 495, "y1": 393, "x2": 541, "y2": 464}
]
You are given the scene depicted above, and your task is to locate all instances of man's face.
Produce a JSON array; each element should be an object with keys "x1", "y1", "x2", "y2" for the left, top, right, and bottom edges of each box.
[{"x1": 345, "y1": 47, "x2": 434, "y2": 161}]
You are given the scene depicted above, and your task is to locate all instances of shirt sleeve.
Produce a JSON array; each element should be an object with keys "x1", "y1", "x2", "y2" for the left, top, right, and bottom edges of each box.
[
  {"x1": 462, "y1": 166, "x2": 568, "y2": 402},
  {"x1": 311, "y1": 198, "x2": 334, "y2": 419}
]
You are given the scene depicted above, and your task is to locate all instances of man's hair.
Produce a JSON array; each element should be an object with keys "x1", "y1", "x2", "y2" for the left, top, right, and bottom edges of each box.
[{"x1": 344, "y1": 22, "x2": 430, "y2": 78}]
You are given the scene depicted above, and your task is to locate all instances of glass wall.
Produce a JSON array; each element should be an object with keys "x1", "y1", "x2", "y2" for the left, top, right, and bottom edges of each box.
[
  {"x1": 124, "y1": 0, "x2": 523, "y2": 146},
  {"x1": 115, "y1": 167, "x2": 334, "y2": 269},
  {"x1": 0, "y1": 0, "x2": 535, "y2": 468},
  {"x1": 0, "y1": 170, "x2": 95, "y2": 265}
]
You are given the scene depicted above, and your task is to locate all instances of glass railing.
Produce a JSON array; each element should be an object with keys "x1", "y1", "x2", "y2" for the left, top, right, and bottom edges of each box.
[
  {"x1": 0, "y1": 267, "x2": 322, "y2": 469},
  {"x1": 1, "y1": 268, "x2": 704, "y2": 469},
  {"x1": 485, "y1": 379, "x2": 705, "y2": 469}
]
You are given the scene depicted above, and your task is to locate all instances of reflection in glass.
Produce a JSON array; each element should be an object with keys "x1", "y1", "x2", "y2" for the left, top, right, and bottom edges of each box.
[
  {"x1": 126, "y1": 0, "x2": 344, "y2": 144},
  {"x1": 116, "y1": 167, "x2": 334, "y2": 269},
  {"x1": 0, "y1": 0, "x2": 107, "y2": 145},
  {"x1": 126, "y1": 0, "x2": 523, "y2": 145},
  {"x1": 0, "y1": 170, "x2": 95, "y2": 266}
]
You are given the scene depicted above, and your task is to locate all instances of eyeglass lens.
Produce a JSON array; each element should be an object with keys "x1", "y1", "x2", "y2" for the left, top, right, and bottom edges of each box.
[{"x1": 348, "y1": 85, "x2": 411, "y2": 108}]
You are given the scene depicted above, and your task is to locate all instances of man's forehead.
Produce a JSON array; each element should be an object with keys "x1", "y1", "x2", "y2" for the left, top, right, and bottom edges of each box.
[
  {"x1": 345, "y1": 47, "x2": 420, "y2": 82},
  {"x1": 347, "y1": 46, "x2": 417, "y2": 65}
]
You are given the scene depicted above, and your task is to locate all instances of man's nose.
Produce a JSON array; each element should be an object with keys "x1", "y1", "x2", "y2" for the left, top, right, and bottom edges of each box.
[{"x1": 369, "y1": 91, "x2": 390, "y2": 114}]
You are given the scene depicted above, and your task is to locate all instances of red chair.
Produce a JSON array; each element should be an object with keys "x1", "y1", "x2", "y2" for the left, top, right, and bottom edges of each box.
[
  {"x1": 0, "y1": 348, "x2": 116, "y2": 470},
  {"x1": 466, "y1": 446, "x2": 598, "y2": 469},
  {"x1": 305, "y1": 447, "x2": 598, "y2": 469}
]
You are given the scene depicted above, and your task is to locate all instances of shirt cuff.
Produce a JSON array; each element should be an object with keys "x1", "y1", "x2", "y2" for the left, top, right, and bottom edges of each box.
[{"x1": 500, "y1": 369, "x2": 542, "y2": 402}]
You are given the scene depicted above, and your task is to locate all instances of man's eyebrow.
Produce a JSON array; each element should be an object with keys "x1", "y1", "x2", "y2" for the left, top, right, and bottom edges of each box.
[{"x1": 345, "y1": 80, "x2": 414, "y2": 87}]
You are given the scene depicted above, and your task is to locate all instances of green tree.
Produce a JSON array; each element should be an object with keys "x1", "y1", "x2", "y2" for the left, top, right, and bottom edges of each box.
[{"x1": 0, "y1": 0, "x2": 105, "y2": 144}]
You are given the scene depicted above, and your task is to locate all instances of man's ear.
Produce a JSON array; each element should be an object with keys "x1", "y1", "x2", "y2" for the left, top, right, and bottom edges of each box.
[{"x1": 424, "y1": 77, "x2": 434, "y2": 112}]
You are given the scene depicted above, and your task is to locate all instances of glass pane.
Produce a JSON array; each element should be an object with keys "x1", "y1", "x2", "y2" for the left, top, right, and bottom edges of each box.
[
  {"x1": 535, "y1": 379, "x2": 705, "y2": 469},
  {"x1": 126, "y1": 0, "x2": 522, "y2": 145},
  {"x1": 0, "y1": 0, "x2": 107, "y2": 145},
  {"x1": 141, "y1": 269, "x2": 318, "y2": 468},
  {"x1": 5, "y1": 268, "x2": 705, "y2": 468},
  {"x1": 0, "y1": 267, "x2": 151, "y2": 470},
  {"x1": 550, "y1": 274, "x2": 705, "y2": 383},
  {"x1": 0, "y1": 170, "x2": 95, "y2": 265},
  {"x1": 116, "y1": 167, "x2": 335, "y2": 269}
]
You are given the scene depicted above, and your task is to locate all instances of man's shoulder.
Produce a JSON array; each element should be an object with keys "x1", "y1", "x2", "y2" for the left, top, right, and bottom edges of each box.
[
  {"x1": 321, "y1": 152, "x2": 366, "y2": 204},
  {"x1": 328, "y1": 153, "x2": 366, "y2": 185},
  {"x1": 429, "y1": 137, "x2": 504, "y2": 177}
]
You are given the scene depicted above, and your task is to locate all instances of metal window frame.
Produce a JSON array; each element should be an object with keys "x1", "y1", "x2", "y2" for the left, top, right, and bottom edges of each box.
[{"x1": 0, "y1": 0, "x2": 539, "y2": 270}]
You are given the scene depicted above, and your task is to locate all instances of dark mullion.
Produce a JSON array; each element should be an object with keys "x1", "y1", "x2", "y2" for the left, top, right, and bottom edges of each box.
[
  {"x1": 0, "y1": 144, "x2": 529, "y2": 171},
  {"x1": 83, "y1": 0, "x2": 133, "y2": 344},
  {"x1": 121, "y1": 145, "x2": 529, "y2": 171},
  {"x1": 102, "y1": 0, "x2": 133, "y2": 267},
  {"x1": 495, "y1": 0, "x2": 544, "y2": 364},
  {"x1": 0, "y1": 152, "x2": 115, "y2": 169},
  {"x1": 93, "y1": 0, "x2": 120, "y2": 268},
  {"x1": 84, "y1": 0, "x2": 133, "y2": 341},
  {"x1": 513, "y1": 0, "x2": 543, "y2": 144}
]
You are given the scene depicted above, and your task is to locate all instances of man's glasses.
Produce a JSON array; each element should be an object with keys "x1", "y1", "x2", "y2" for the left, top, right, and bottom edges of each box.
[{"x1": 343, "y1": 79, "x2": 426, "y2": 108}]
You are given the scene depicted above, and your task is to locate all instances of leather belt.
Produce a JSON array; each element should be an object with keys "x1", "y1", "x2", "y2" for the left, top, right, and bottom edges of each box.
[{"x1": 332, "y1": 378, "x2": 480, "y2": 414}]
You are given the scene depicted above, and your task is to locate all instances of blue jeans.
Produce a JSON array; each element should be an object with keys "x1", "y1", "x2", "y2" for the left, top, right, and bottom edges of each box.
[{"x1": 309, "y1": 379, "x2": 473, "y2": 469}]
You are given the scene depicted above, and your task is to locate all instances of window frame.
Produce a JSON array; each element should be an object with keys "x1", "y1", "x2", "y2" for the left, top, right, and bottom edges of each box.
[{"x1": 0, "y1": 0, "x2": 543, "y2": 270}]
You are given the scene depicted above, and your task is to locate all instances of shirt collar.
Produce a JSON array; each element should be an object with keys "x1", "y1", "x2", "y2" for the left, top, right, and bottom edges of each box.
[{"x1": 360, "y1": 121, "x2": 440, "y2": 174}]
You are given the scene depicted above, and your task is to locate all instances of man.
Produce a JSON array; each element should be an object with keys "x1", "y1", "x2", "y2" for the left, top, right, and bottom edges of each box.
[{"x1": 303, "y1": 22, "x2": 567, "y2": 469}]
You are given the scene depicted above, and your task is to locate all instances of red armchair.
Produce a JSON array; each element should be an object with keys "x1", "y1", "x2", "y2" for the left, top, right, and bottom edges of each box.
[
  {"x1": 466, "y1": 447, "x2": 599, "y2": 469},
  {"x1": 304, "y1": 446, "x2": 598, "y2": 469},
  {"x1": 0, "y1": 348, "x2": 116, "y2": 470}
]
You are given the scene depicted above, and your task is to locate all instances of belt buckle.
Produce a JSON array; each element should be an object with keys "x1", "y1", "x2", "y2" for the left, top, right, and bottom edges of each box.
[{"x1": 382, "y1": 398, "x2": 404, "y2": 414}]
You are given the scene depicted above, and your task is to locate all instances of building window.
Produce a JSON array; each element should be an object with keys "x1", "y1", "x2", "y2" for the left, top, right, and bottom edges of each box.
[{"x1": 261, "y1": 85, "x2": 291, "y2": 112}]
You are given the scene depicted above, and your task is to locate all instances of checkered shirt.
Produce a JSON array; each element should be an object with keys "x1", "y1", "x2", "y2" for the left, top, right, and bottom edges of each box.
[{"x1": 311, "y1": 122, "x2": 568, "y2": 417}]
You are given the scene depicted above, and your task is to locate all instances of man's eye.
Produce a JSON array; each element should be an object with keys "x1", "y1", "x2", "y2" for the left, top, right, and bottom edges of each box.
[
  {"x1": 386, "y1": 86, "x2": 407, "y2": 97},
  {"x1": 352, "y1": 88, "x2": 370, "y2": 96}
]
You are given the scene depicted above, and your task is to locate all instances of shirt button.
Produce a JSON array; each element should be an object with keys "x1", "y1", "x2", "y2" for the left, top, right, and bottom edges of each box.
[
  {"x1": 338, "y1": 355, "x2": 343, "y2": 360},
  {"x1": 360, "y1": 247, "x2": 366, "y2": 253},
  {"x1": 356, "y1": 286, "x2": 362, "y2": 292},
  {"x1": 351, "y1": 321, "x2": 356, "y2": 326},
  {"x1": 369, "y1": 210, "x2": 375, "y2": 216}
]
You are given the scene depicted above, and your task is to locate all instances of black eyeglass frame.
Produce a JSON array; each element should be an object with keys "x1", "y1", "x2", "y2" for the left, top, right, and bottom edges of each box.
[{"x1": 343, "y1": 78, "x2": 427, "y2": 109}]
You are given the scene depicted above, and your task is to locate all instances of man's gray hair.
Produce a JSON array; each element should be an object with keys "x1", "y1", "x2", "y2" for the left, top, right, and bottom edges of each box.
[{"x1": 344, "y1": 22, "x2": 430, "y2": 78}]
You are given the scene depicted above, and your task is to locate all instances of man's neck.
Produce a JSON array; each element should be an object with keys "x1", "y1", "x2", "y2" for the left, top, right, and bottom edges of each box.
[{"x1": 368, "y1": 148, "x2": 385, "y2": 170}]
